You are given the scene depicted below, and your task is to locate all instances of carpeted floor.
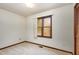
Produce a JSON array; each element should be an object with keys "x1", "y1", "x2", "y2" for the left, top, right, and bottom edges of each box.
[{"x1": 0, "y1": 42, "x2": 72, "y2": 55}]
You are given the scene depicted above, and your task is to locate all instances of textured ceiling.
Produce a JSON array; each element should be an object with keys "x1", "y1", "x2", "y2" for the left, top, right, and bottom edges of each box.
[{"x1": 0, "y1": 3, "x2": 72, "y2": 17}]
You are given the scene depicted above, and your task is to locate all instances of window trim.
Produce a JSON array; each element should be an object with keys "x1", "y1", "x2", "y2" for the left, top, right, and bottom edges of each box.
[{"x1": 37, "y1": 15, "x2": 52, "y2": 38}]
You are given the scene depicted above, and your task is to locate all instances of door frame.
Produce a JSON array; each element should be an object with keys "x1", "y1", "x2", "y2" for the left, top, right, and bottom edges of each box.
[{"x1": 74, "y1": 3, "x2": 79, "y2": 55}]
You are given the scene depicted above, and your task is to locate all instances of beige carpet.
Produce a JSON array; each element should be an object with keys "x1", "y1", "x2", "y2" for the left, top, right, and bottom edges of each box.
[{"x1": 0, "y1": 42, "x2": 72, "y2": 55}]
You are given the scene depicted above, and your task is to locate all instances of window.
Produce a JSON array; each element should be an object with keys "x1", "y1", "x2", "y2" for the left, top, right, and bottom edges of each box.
[{"x1": 37, "y1": 15, "x2": 52, "y2": 38}]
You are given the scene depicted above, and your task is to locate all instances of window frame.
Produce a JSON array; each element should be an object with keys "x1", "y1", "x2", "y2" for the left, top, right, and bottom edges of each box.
[{"x1": 37, "y1": 15, "x2": 52, "y2": 38}]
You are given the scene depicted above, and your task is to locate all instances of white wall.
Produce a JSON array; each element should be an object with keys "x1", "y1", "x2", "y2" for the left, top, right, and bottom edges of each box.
[
  {"x1": 25, "y1": 4, "x2": 74, "y2": 53},
  {"x1": 0, "y1": 9, "x2": 26, "y2": 48}
]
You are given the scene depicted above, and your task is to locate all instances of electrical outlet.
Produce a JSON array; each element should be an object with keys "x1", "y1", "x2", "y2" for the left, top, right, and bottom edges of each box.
[{"x1": 19, "y1": 38, "x2": 21, "y2": 40}]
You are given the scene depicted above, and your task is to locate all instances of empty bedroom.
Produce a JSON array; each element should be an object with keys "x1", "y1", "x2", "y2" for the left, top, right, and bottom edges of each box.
[{"x1": 0, "y1": 3, "x2": 75, "y2": 55}]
